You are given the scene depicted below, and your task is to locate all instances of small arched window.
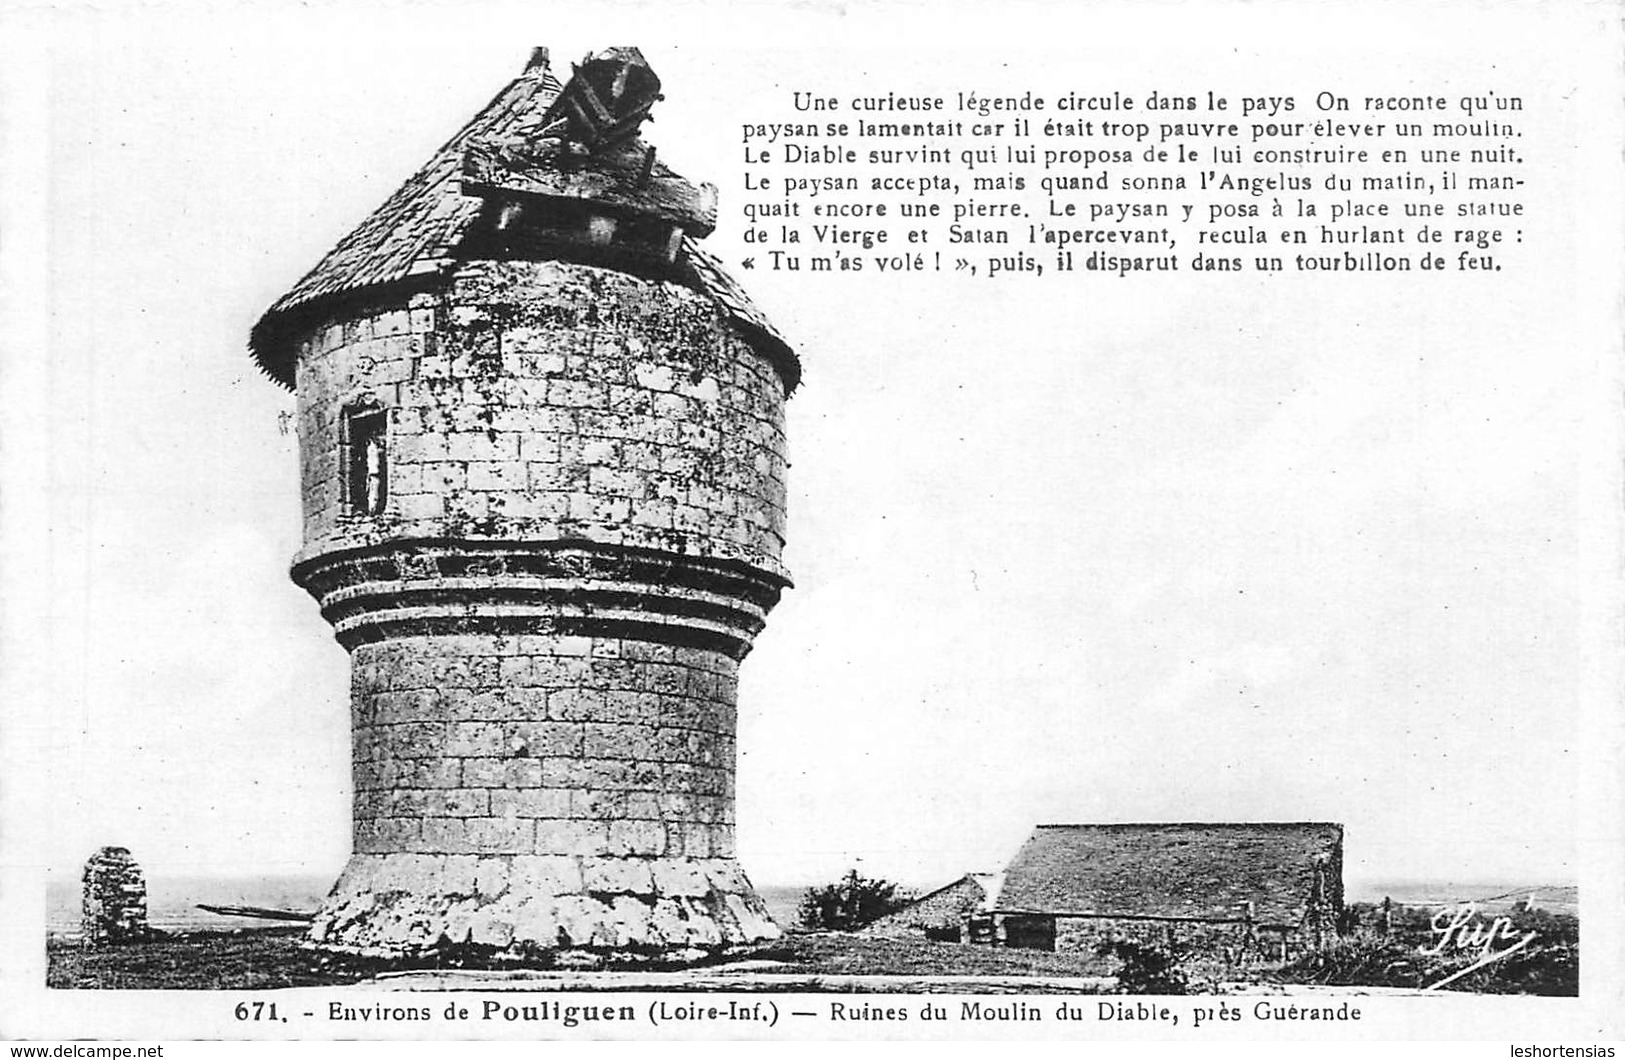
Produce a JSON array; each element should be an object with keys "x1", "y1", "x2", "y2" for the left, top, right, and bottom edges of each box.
[{"x1": 342, "y1": 400, "x2": 389, "y2": 516}]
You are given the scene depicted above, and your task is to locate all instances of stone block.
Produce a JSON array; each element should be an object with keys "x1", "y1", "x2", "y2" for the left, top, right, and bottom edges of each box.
[
  {"x1": 394, "y1": 788, "x2": 489, "y2": 817},
  {"x1": 546, "y1": 636, "x2": 594, "y2": 658},
  {"x1": 393, "y1": 492, "x2": 444, "y2": 521},
  {"x1": 468, "y1": 461, "x2": 526, "y2": 491},
  {"x1": 583, "y1": 722, "x2": 657, "y2": 760},
  {"x1": 449, "y1": 689, "x2": 504, "y2": 721},
  {"x1": 489, "y1": 788, "x2": 572, "y2": 818},
  {"x1": 503, "y1": 688, "x2": 550, "y2": 720},
  {"x1": 619, "y1": 641, "x2": 672, "y2": 664},
  {"x1": 353, "y1": 759, "x2": 393, "y2": 791},
  {"x1": 393, "y1": 432, "x2": 449, "y2": 463},
  {"x1": 580, "y1": 857, "x2": 655, "y2": 896},
  {"x1": 546, "y1": 688, "x2": 604, "y2": 721},
  {"x1": 641, "y1": 663, "x2": 687, "y2": 695},
  {"x1": 553, "y1": 895, "x2": 614, "y2": 948},
  {"x1": 418, "y1": 818, "x2": 466, "y2": 854},
  {"x1": 656, "y1": 696, "x2": 706, "y2": 731},
  {"x1": 534, "y1": 819, "x2": 610, "y2": 857},
  {"x1": 474, "y1": 856, "x2": 510, "y2": 899},
  {"x1": 663, "y1": 762, "x2": 727, "y2": 795},
  {"x1": 444, "y1": 722, "x2": 505, "y2": 757},
  {"x1": 672, "y1": 898, "x2": 726, "y2": 947},
  {"x1": 447, "y1": 432, "x2": 519, "y2": 462},
  {"x1": 547, "y1": 756, "x2": 660, "y2": 792},
  {"x1": 601, "y1": 690, "x2": 658, "y2": 725},
  {"x1": 441, "y1": 855, "x2": 479, "y2": 896},
  {"x1": 380, "y1": 719, "x2": 430, "y2": 761},
  {"x1": 420, "y1": 461, "x2": 467, "y2": 491},
  {"x1": 498, "y1": 656, "x2": 533, "y2": 686},
  {"x1": 632, "y1": 363, "x2": 675, "y2": 392},
  {"x1": 445, "y1": 492, "x2": 491, "y2": 521},
  {"x1": 440, "y1": 896, "x2": 480, "y2": 944},
  {"x1": 650, "y1": 860, "x2": 711, "y2": 899},
  {"x1": 509, "y1": 896, "x2": 562, "y2": 948},
  {"x1": 518, "y1": 434, "x2": 561, "y2": 464},
  {"x1": 658, "y1": 791, "x2": 697, "y2": 821},
  {"x1": 381, "y1": 853, "x2": 443, "y2": 895},
  {"x1": 724, "y1": 892, "x2": 775, "y2": 939},
  {"x1": 463, "y1": 816, "x2": 536, "y2": 854},
  {"x1": 604, "y1": 895, "x2": 656, "y2": 948},
  {"x1": 504, "y1": 350, "x2": 567, "y2": 376},
  {"x1": 461, "y1": 756, "x2": 542, "y2": 788},
  {"x1": 549, "y1": 380, "x2": 608, "y2": 409},
  {"x1": 568, "y1": 788, "x2": 625, "y2": 821},
  {"x1": 623, "y1": 792, "x2": 663, "y2": 820},
  {"x1": 505, "y1": 721, "x2": 582, "y2": 757},
  {"x1": 374, "y1": 310, "x2": 412, "y2": 338},
  {"x1": 608, "y1": 819, "x2": 668, "y2": 857},
  {"x1": 469, "y1": 907, "x2": 517, "y2": 949},
  {"x1": 513, "y1": 854, "x2": 584, "y2": 895},
  {"x1": 428, "y1": 656, "x2": 479, "y2": 689}
]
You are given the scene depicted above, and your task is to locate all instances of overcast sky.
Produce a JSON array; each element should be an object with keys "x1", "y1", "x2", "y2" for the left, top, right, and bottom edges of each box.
[{"x1": 4, "y1": 1, "x2": 1620, "y2": 898}]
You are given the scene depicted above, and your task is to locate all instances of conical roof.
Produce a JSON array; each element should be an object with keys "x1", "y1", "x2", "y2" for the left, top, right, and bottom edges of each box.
[{"x1": 248, "y1": 49, "x2": 796, "y2": 392}]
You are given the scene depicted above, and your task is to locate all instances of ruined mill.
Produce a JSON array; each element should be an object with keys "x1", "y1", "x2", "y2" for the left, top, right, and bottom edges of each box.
[{"x1": 248, "y1": 47, "x2": 798, "y2": 958}]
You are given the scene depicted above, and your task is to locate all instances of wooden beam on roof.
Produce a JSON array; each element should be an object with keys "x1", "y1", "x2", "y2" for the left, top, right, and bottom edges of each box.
[{"x1": 461, "y1": 140, "x2": 717, "y2": 235}]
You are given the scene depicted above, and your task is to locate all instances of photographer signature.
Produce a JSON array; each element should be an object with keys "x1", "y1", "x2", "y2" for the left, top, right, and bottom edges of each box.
[{"x1": 1419, "y1": 902, "x2": 1539, "y2": 990}]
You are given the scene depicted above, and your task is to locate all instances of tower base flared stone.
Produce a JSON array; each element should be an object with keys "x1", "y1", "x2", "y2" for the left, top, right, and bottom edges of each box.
[{"x1": 306, "y1": 853, "x2": 779, "y2": 960}]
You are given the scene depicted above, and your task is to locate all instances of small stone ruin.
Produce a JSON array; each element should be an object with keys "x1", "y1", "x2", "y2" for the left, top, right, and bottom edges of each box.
[{"x1": 80, "y1": 846, "x2": 148, "y2": 945}]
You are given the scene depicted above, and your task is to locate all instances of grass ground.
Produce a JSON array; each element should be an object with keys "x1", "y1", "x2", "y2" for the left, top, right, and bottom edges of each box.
[
  {"x1": 48, "y1": 928, "x2": 354, "y2": 990},
  {"x1": 48, "y1": 929, "x2": 1116, "y2": 991},
  {"x1": 1273, "y1": 903, "x2": 1579, "y2": 995},
  {"x1": 48, "y1": 904, "x2": 1580, "y2": 994}
]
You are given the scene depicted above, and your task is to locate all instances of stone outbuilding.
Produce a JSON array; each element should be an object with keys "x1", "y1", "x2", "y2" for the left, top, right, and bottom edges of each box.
[
  {"x1": 248, "y1": 47, "x2": 797, "y2": 961},
  {"x1": 983, "y1": 823, "x2": 1344, "y2": 959},
  {"x1": 863, "y1": 873, "x2": 1002, "y2": 942}
]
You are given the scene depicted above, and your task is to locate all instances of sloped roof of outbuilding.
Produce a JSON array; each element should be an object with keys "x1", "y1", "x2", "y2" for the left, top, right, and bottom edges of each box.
[
  {"x1": 248, "y1": 49, "x2": 796, "y2": 392},
  {"x1": 999, "y1": 823, "x2": 1343, "y2": 927}
]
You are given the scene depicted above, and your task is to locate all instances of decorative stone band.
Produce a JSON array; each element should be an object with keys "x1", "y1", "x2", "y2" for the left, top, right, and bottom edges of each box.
[{"x1": 292, "y1": 539, "x2": 787, "y2": 659}]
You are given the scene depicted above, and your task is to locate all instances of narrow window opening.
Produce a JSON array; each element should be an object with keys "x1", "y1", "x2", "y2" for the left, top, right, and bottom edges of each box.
[{"x1": 344, "y1": 405, "x2": 389, "y2": 516}]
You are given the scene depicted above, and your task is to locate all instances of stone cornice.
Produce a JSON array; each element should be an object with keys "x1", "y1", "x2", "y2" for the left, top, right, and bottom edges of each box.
[{"x1": 291, "y1": 539, "x2": 787, "y2": 659}]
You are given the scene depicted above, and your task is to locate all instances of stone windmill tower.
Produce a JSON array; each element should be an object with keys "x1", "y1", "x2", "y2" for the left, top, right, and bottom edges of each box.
[{"x1": 248, "y1": 47, "x2": 798, "y2": 959}]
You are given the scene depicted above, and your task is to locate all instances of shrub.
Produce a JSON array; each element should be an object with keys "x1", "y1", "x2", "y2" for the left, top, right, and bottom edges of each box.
[
  {"x1": 1096, "y1": 938, "x2": 1190, "y2": 995},
  {"x1": 796, "y1": 869, "x2": 910, "y2": 932},
  {"x1": 1277, "y1": 915, "x2": 1579, "y2": 996},
  {"x1": 1278, "y1": 932, "x2": 1428, "y2": 988}
]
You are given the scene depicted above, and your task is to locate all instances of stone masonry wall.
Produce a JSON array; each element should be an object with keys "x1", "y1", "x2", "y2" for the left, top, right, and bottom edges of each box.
[
  {"x1": 293, "y1": 260, "x2": 788, "y2": 579},
  {"x1": 1052, "y1": 915, "x2": 1297, "y2": 966},
  {"x1": 349, "y1": 633, "x2": 737, "y2": 861}
]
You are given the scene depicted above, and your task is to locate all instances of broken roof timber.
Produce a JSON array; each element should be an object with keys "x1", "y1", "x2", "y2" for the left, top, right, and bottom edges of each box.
[{"x1": 460, "y1": 140, "x2": 718, "y2": 234}]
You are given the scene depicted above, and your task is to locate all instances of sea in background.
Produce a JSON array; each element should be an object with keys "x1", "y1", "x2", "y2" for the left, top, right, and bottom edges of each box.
[
  {"x1": 45, "y1": 875, "x2": 811, "y2": 939},
  {"x1": 45, "y1": 875, "x2": 1574, "y2": 939}
]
